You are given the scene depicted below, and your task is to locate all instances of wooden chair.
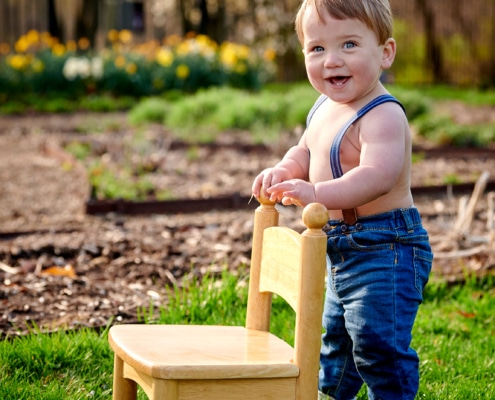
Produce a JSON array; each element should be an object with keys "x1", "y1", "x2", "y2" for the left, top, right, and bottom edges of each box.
[{"x1": 108, "y1": 198, "x2": 329, "y2": 400}]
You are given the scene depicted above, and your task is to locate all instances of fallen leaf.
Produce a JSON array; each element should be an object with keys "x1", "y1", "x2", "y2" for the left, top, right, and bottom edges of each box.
[
  {"x1": 40, "y1": 265, "x2": 77, "y2": 278},
  {"x1": 456, "y1": 310, "x2": 476, "y2": 318}
]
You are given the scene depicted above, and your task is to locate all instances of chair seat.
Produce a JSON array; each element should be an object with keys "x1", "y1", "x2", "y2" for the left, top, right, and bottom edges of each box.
[{"x1": 109, "y1": 324, "x2": 299, "y2": 381}]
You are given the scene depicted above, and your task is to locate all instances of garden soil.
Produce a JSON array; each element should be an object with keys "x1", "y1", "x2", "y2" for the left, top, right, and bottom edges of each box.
[{"x1": 1, "y1": 110, "x2": 494, "y2": 337}]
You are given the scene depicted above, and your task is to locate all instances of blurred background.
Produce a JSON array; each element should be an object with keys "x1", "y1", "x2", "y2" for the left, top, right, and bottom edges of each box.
[{"x1": 1, "y1": 0, "x2": 494, "y2": 88}]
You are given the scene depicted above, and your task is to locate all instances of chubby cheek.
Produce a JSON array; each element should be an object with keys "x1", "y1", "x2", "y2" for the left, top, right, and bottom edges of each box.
[{"x1": 305, "y1": 60, "x2": 323, "y2": 88}]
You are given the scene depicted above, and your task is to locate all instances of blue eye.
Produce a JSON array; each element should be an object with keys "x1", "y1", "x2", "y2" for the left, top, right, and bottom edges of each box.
[
  {"x1": 313, "y1": 46, "x2": 324, "y2": 52},
  {"x1": 343, "y1": 41, "x2": 356, "y2": 49}
]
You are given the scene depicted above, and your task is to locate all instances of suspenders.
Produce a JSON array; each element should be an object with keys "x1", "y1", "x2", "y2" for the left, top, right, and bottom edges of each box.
[{"x1": 306, "y1": 94, "x2": 405, "y2": 225}]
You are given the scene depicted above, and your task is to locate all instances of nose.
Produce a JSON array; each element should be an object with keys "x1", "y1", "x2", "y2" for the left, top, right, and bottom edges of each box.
[{"x1": 323, "y1": 51, "x2": 343, "y2": 68}]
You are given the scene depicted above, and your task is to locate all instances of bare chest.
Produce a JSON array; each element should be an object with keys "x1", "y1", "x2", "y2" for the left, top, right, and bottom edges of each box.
[{"x1": 305, "y1": 110, "x2": 361, "y2": 181}]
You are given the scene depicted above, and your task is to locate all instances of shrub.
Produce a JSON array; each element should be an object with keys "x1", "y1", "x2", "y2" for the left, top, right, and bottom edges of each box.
[
  {"x1": 128, "y1": 97, "x2": 170, "y2": 125},
  {"x1": 414, "y1": 115, "x2": 495, "y2": 147}
]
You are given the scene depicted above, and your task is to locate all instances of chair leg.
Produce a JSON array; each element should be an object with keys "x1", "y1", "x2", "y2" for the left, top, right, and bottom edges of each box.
[
  {"x1": 113, "y1": 354, "x2": 137, "y2": 400},
  {"x1": 152, "y1": 379, "x2": 178, "y2": 400}
]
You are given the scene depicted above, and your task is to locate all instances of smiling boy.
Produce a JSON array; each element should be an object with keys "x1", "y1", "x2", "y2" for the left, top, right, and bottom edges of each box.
[{"x1": 252, "y1": 1, "x2": 433, "y2": 399}]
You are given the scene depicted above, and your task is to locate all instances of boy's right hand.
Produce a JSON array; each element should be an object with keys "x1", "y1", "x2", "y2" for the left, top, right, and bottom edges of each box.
[{"x1": 251, "y1": 167, "x2": 292, "y2": 200}]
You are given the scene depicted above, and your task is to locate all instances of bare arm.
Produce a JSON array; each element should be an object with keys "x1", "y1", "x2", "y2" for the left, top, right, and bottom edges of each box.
[{"x1": 266, "y1": 105, "x2": 409, "y2": 209}]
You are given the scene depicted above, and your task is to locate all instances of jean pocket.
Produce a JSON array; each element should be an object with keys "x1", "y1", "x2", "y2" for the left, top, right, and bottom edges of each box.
[
  {"x1": 413, "y1": 247, "x2": 433, "y2": 296},
  {"x1": 345, "y1": 230, "x2": 396, "y2": 252}
]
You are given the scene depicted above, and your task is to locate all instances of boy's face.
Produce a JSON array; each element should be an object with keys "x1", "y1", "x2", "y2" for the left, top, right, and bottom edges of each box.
[{"x1": 301, "y1": 5, "x2": 395, "y2": 104}]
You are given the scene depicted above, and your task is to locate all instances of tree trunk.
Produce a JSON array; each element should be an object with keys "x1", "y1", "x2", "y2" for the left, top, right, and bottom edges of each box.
[
  {"x1": 415, "y1": 0, "x2": 446, "y2": 83},
  {"x1": 76, "y1": 0, "x2": 98, "y2": 47}
]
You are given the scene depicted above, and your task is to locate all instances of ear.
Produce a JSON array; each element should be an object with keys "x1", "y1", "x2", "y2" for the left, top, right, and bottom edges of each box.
[{"x1": 381, "y1": 38, "x2": 396, "y2": 70}]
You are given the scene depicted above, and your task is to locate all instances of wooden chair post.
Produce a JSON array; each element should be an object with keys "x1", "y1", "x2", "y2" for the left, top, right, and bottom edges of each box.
[
  {"x1": 294, "y1": 203, "x2": 328, "y2": 400},
  {"x1": 245, "y1": 197, "x2": 279, "y2": 331}
]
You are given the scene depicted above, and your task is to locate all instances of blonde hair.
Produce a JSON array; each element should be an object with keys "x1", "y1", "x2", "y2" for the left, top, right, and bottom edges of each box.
[{"x1": 295, "y1": 0, "x2": 394, "y2": 45}]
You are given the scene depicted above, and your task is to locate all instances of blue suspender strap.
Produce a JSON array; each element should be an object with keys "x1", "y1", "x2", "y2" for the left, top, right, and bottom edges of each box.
[
  {"x1": 330, "y1": 94, "x2": 404, "y2": 179},
  {"x1": 306, "y1": 94, "x2": 328, "y2": 128},
  {"x1": 329, "y1": 94, "x2": 405, "y2": 225}
]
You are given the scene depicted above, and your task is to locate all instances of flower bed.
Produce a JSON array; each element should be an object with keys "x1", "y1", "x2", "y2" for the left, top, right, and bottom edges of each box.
[{"x1": 0, "y1": 29, "x2": 276, "y2": 105}]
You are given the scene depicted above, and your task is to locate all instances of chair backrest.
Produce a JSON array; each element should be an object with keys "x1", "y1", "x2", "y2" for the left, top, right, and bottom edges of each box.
[{"x1": 246, "y1": 198, "x2": 328, "y2": 400}]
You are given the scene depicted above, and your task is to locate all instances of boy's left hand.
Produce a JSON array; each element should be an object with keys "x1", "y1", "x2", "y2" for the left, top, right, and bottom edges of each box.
[{"x1": 267, "y1": 179, "x2": 316, "y2": 206}]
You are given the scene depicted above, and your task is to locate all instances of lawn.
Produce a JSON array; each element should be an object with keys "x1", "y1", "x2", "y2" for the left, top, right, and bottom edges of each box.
[{"x1": 0, "y1": 271, "x2": 493, "y2": 399}]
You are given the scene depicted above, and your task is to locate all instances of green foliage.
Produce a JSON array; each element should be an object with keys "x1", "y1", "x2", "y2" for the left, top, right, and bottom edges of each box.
[
  {"x1": 391, "y1": 17, "x2": 495, "y2": 87},
  {"x1": 0, "y1": 100, "x2": 31, "y2": 114},
  {"x1": 0, "y1": 94, "x2": 136, "y2": 114},
  {"x1": 442, "y1": 174, "x2": 462, "y2": 185},
  {"x1": 128, "y1": 97, "x2": 170, "y2": 125},
  {"x1": 388, "y1": 86, "x2": 431, "y2": 121},
  {"x1": 397, "y1": 84, "x2": 495, "y2": 106},
  {"x1": 414, "y1": 115, "x2": 495, "y2": 147},
  {"x1": 391, "y1": 20, "x2": 430, "y2": 85},
  {"x1": 129, "y1": 83, "x2": 441, "y2": 146},
  {"x1": 79, "y1": 95, "x2": 135, "y2": 112},
  {"x1": 161, "y1": 84, "x2": 319, "y2": 143},
  {"x1": 88, "y1": 161, "x2": 154, "y2": 201},
  {"x1": 64, "y1": 141, "x2": 92, "y2": 161}
]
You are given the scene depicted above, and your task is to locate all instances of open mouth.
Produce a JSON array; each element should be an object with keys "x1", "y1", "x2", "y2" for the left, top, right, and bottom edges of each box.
[{"x1": 328, "y1": 76, "x2": 349, "y2": 86}]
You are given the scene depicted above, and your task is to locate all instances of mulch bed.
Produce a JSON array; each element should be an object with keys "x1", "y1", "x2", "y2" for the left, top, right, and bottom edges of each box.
[{"x1": 1, "y1": 113, "x2": 494, "y2": 338}]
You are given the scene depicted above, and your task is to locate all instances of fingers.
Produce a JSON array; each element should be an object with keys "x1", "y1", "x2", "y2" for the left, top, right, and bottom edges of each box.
[
  {"x1": 267, "y1": 180, "x2": 315, "y2": 207},
  {"x1": 267, "y1": 182, "x2": 293, "y2": 203},
  {"x1": 252, "y1": 169, "x2": 284, "y2": 198},
  {"x1": 251, "y1": 174, "x2": 263, "y2": 197}
]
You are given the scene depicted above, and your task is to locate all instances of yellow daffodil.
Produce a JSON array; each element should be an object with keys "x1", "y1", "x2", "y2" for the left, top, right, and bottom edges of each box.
[
  {"x1": 114, "y1": 55, "x2": 126, "y2": 68},
  {"x1": 78, "y1": 37, "x2": 91, "y2": 51},
  {"x1": 125, "y1": 62, "x2": 137, "y2": 74},
  {"x1": 220, "y1": 45, "x2": 237, "y2": 68},
  {"x1": 26, "y1": 30, "x2": 40, "y2": 44},
  {"x1": 66, "y1": 40, "x2": 77, "y2": 52},
  {"x1": 264, "y1": 48, "x2": 277, "y2": 62},
  {"x1": 15, "y1": 36, "x2": 30, "y2": 53},
  {"x1": 7, "y1": 54, "x2": 28, "y2": 69},
  {"x1": 176, "y1": 41, "x2": 192, "y2": 56},
  {"x1": 52, "y1": 43, "x2": 66, "y2": 57},
  {"x1": 164, "y1": 34, "x2": 181, "y2": 47},
  {"x1": 156, "y1": 48, "x2": 174, "y2": 67},
  {"x1": 176, "y1": 64, "x2": 190, "y2": 79},
  {"x1": 236, "y1": 44, "x2": 250, "y2": 60},
  {"x1": 196, "y1": 34, "x2": 217, "y2": 51},
  {"x1": 41, "y1": 31, "x2": 55, "y2": 47},
  {"x1": 107, "y1": 29, "x2": 119, "y2": 43},
  {"x1": 119, "y1": 30, "x2": 133, "y2": 44}
]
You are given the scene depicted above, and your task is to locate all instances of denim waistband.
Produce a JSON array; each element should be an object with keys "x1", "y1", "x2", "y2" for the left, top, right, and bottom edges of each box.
[{"x1": 323, "y1": 207, "x2": 423, "y2": 233}]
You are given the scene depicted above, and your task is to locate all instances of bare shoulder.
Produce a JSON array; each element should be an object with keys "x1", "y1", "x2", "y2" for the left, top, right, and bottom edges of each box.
[{"x1": 358, "y1": 101, "x2": 409, "y2": 144}]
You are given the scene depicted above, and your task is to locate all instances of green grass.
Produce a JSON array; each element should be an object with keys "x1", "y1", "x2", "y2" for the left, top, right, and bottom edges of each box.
[
  {"x1": 414, "y1": 278, "x2": 495, "y2": 398},
  {"x1": 0, "y1": 271, "x2": 493, "y2": 399},
  {"x1": 0, "y1": 326, "x2": 114, "y2": 399}
]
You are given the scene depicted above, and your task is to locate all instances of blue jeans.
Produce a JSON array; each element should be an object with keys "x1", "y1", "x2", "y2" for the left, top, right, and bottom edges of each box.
[{"x1": 319, "y1": 207, "x2": 433, "y2": 400}]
